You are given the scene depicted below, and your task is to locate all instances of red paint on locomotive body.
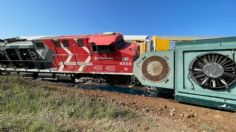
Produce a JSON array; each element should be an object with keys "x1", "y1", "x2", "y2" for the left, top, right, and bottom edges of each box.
[{"x1": 41, "y1": 33, "x2": 139, "y2": 75}]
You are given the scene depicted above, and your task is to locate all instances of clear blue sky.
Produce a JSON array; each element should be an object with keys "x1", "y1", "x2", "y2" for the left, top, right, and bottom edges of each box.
[{"x1": 0, "y1": 0, "x2": 236, "y2": 38}]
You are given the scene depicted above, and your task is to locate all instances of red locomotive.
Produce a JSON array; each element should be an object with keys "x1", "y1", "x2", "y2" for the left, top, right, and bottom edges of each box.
[{"x1": 0, "y1": 32, "x2": 139, "y2": 82}]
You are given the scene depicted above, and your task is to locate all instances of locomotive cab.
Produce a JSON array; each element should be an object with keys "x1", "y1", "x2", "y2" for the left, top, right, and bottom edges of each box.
[
  {"x1": 89, "y1": 33, "x2": 138, "y2": 56},
  {"x1": 89, "y1": 32, "x2": 125, "y2": 54},
  {"x1": 87, "y1": 33, "x2": 139, "y2": 75}
]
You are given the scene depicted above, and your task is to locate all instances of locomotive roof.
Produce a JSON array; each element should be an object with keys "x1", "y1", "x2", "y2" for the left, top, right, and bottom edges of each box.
[
  {"x1": 88, "y1": 33, "x2": 120, "y2": 45},
  {"x1": 35, "y1": 33, "x2": 122, "y2": 45},
  {"x1": 38, "y1": 35, "x2": 89, "y2": 40}
]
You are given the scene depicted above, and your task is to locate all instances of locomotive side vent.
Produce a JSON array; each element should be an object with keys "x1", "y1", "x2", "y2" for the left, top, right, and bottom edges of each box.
[
  {"x1": 142, "y1": 56, "x2": 170, "y2": 82},
  {"x1": 190, "y1": 53, "x2": 236, "y2": 89}
]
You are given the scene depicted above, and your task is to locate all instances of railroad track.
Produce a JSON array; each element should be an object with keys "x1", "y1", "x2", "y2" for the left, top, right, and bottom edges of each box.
[
  {"x1": 41, "y1": 78, "x2": 173, "y2": 98},
  {"x1": 19, "y1": 73, "x2": 174, "y2": 99}
]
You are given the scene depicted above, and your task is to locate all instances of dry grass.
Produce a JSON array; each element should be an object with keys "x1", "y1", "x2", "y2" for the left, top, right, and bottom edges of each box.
[{"x1": 0, "y1": 75, "x2": 138, "y2": 132}]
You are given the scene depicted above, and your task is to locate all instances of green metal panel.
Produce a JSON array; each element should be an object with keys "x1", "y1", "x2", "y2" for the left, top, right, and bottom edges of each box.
[
  {"x1": 175, "y1": 37, "x2": 236, "y2": 111},
  {"x1": 175, "y1": 94, "x2": 236, "y2": 111},
  {"x1": 134, "y1": 51, "x2": 174, "y2": 89}
]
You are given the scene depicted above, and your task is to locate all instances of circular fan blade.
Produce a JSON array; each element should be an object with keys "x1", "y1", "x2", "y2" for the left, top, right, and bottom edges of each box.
[
  {"x1": 142, "y1": 56, "x2": 170, "y2": 82},
  {"x1": 190, "y1": 53, "x2": 236, "y2": 89}
]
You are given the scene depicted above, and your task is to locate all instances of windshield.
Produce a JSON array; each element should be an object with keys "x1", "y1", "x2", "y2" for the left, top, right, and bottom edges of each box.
[
  {"x1": 92, "y1": 43, "x2": 115, "y2": 53},
  {"x1": 116, "y1": 40, "x2": 125, "y2": 49}
]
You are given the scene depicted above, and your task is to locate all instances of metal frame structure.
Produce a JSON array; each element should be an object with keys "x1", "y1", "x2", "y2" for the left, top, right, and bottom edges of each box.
[{"x1": 175, "y1": 37, "x2": 236, "y2": 111}]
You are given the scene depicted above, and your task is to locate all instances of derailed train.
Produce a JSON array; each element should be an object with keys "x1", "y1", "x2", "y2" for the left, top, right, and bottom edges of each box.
[
  {"x1": 0, "y1": 32, "x2": 236, "y2": 111},
  {"x1": 0, "y1": 33, "x2": 138, "y2": 81}
]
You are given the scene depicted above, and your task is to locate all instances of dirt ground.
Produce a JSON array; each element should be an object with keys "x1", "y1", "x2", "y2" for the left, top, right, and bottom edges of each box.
[{"x1": 28, "y1": 79, "x2": 236, "y2": 132}]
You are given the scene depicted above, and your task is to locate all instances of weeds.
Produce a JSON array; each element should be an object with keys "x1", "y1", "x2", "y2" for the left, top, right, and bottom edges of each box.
[{"x1": 0, "y1": 75, "x2": 138, "y2": 131}]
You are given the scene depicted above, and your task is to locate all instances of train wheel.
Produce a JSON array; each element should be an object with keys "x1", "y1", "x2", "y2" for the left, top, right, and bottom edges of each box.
[
  {"x1": 32, "y1": 73, "x2": 38, "y2": 79},
  {"x1": 0, "y1": 70, "x2": 10, "y2": 75},
  {"x1": 144, "y1": 86, "x2": 158, "y2": 96},
  {"x1": 71, "y1": 74, "x2": 76, "y2": 83}
]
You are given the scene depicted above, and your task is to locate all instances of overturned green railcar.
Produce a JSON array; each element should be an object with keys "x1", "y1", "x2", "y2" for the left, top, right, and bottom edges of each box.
[{"x1": 134, "y1": 37, "x2": 236, "y2": 111}]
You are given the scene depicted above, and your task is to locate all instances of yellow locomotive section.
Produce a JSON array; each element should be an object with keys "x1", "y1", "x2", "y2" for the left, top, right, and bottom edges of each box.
[
  {"x1": 124, "y1": 35, "x2": 212, "y2": 54},
  {"x1": 152, "y1": 36, "x2": 170, "y2": 51}
]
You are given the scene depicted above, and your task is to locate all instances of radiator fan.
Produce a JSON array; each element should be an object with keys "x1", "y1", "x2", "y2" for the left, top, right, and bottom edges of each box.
[
  {"x1": 134, "y1": 51, "x2": 174, "y2": 89},
  {"x1": 190, "y1": 53, "x2": 236, "y2": 89},
  {"x1": 142, "y1": 56, "x2": 170, "y2": 82}
]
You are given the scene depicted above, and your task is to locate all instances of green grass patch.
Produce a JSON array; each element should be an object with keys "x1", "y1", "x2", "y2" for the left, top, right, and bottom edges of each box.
[{"x1": 0, "y1": 75, "x2": 137, "y2": 131}]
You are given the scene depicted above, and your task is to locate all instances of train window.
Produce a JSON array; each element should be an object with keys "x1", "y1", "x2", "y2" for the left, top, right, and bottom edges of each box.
[
  {"x1": 117, "y1": 40, "x2": 125, "y2": 49},
  {"x1": 97, "y1": 44, "x2": 115, "y2": 53},
  {"x1": 35, "y1": 42, "x2": 45, "y2": 49},
  {"x1": 53, "y1": 40, "x2": 61, "y2": 47},
  {"x1": 92, "y1": 43, "x2": 97, "y2": 52},
  {"x1": 77, "y1": 39, "x2": 84, "y2": 47},
  {"x1": 62, "y1": 40, "x2": 69, "y2": 47}
]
